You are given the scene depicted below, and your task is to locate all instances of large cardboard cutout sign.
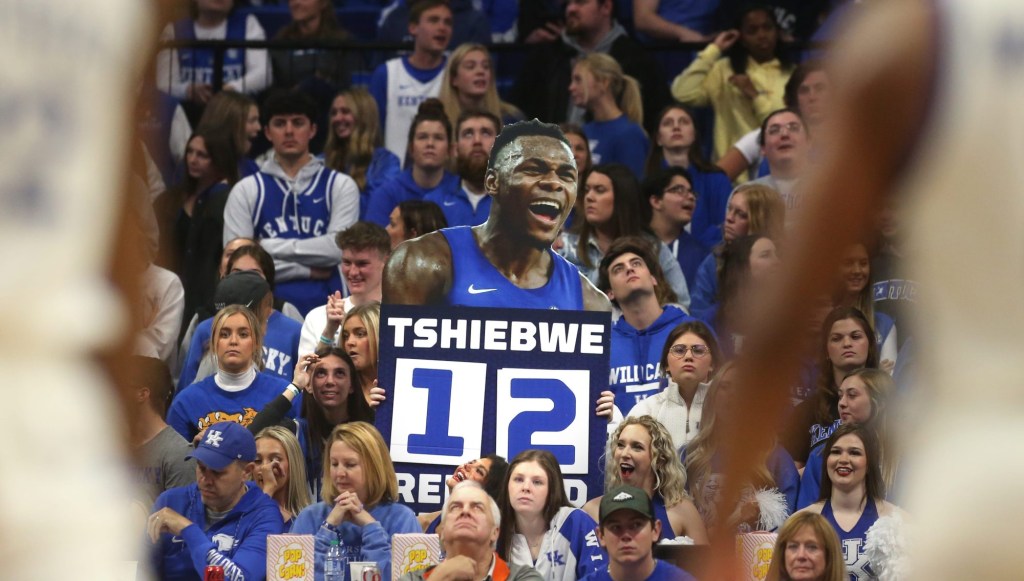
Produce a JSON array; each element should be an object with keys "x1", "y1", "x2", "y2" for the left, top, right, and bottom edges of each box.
[{"x1": 376, "y1": 305, "x2": 611, "y2": 513}]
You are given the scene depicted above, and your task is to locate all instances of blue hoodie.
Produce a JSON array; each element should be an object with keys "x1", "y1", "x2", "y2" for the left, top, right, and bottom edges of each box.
[
  {"x1": 425, "y1": 183, "x2": 492, "y2": 227},
  {"x1": 365, "y1": 169, "x2": 461, "y2": 227},
  {"x1": 609, "y1": 305, "x2": 694, "y2": 417},
  {"x1": 151, "y1": 482, "x2": 285, "y2": 581}
]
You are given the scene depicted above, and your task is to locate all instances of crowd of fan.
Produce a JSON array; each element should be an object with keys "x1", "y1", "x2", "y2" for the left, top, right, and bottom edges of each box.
[{"x1": 134, "y1": 1, "x2": 911, "y2": 580}]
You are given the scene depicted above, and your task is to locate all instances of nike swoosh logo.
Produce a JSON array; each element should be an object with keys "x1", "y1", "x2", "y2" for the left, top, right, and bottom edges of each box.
[
  {"x1": 313, "y1": 197, "x2": 325, "y2": 203},
  {"x1": 171, "y1": 537, "x2": 184, "y2": 544},
  {"x1": 468, "y1": 284, "x2": 497, "y2": 294},
  {"x1": 443, "y1": 200, "x2": 457, "y2": 206}
]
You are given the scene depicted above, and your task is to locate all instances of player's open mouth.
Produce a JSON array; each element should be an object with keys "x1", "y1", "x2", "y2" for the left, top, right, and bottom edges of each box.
[
  {"x1": 529, "y1": 200, "x2": 562, "y2": 221},
  {"x1": 620, "y1": 463, "x2": 635, "y2": 478},
  {"x1": 834, "y1": 466, "x2": 852, "y2": 477}
]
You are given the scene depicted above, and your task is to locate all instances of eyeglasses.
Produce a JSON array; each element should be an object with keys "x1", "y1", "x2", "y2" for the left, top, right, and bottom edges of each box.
[
  {"x1": 664, "y1": 185, "x2": 696, "y2": 198},
  {"x1": 766, "y1": 122, "x2": 804, "y2": 136},
  {"x1": 668, "y1": 344, "x2": 710, "y2": 358}
]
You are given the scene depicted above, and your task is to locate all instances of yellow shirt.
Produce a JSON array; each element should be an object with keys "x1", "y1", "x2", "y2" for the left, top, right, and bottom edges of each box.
[{"x1": 671, "y1": 44, "x2": 792, "y2": 160}]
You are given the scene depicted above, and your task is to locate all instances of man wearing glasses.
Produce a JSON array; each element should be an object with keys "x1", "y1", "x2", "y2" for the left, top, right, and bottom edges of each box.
[
  {"x1": 645, "y1": 167, "x2": 710, "y2": 293},
  {"x1": 747, "y1": 108, "x2": 812, "y2": 226}
]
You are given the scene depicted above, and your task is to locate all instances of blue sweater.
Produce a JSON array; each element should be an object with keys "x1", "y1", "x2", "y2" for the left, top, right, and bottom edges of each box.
[
  {"x1": 584, "y1": 115, "x2": 649, "y2": 179},
  {"x1": 664, "y1": 231, "x2": 709, "y2": 295},
  {"x1": 168, "y1": 371, "x2": 300, "y2": 442},
  {"x1": 291, "y1": 500, "x2": 421, "y2": 581},
  {"x1": 425, "y1": 183, "x2": 492, "y2": 227},
  {"x1": 179, "y1": 310, "x2": 301, "y2": 389},
  {"x1": 609, "y1": 305, "x2": 693, "y2": 417},
  {"x1": 689, "y1": 253, "x2": 718, "y2": 323},
  {"x1": 150, "y1": 482, "x2": 285, "y2": 581},
  {"x1": 360, "y1": 148, "x2": 403, "y2": 220},
  {"x1": 686, "y1": 167, "x2": 732, "y2": 247},
  {"x1": 365, "y1": 169, "x2": 461, "y2": 227}
]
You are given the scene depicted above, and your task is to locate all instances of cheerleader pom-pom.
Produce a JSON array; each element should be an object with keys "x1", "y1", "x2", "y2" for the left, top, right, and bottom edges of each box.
[
  {"x1": 754, "y1": 488, "x2": 789, "y2": 532},
  {"x1": 864, "y1": 512, "x2": 910, "y2": 581}
]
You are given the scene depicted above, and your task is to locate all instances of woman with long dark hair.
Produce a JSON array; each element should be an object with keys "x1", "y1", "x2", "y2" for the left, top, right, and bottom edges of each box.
[
  {"x1": 644, "y1": 104, "x2": 732, "y2": 246},
  {"x1": 557, "y1": 163, "x2": 690, "y2": 304},
  {"x1": 154, "y1": 127, "x2": 240, "y2": 322},
  {"x1": 385, "y1": 200, "x2": 448, "y2": 250},
  {"x1": 783, "y1": 307, "x2": 880, "y2": 466},
  {"x1": 247, "y1": 347, "x2": 374, "y2": 495},
  {"x1": 496, "y1": 450, "x2": 604, "y2": 581},
  {"x1": 798, "y1": 424, "x2": 904, "y2": 581}
]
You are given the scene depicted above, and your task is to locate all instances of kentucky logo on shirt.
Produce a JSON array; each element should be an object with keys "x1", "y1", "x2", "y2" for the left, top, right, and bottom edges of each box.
[
  {"x1": 212, "y1": 533, "x2": 236, "y2": 552},
  {"x1": 197, "y1": 409, "x2": 259, "y2": 432}
]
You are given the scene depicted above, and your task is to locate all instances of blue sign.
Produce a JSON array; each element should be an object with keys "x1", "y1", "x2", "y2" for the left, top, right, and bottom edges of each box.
[{"x1": 376, "y1": 305, "x2": 611, "y2": 514}]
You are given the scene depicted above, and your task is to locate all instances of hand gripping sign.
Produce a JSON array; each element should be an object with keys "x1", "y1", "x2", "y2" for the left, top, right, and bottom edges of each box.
[{"x1": 376, "y1": 305, "x2": 611, "y2": 514}]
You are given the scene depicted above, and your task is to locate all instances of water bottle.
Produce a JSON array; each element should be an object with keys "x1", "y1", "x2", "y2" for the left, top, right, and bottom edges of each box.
[{"x1": 325, "y1": 538, "x2": 346, "y2": 581}]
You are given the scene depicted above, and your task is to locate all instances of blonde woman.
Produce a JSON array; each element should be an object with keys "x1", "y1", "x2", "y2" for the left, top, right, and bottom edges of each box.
[
  {"x1": 341, "y1": 302, "x2": 381, "y2": 403},
  {"x1": 568, "y1": 53, "x2": 648, "y2": 178},
  {"x1": 582, "y1": 416, "x2": 708, "y2": 544},
  {"x1": 167, "y1": 302, "x2": 301, "y2": 442},
  {"x1": 292, "y1": 422, "x2": 420, "y2": 578},
  {"x1": 438, "y1": 43, "x2": 523, "y2": 128},
  {"x1": 323, "y1": 88, "x2": 401, "y2": 219},
  {"x1": 689, "y1": 183, "x2": 786, "y2": 321},
  {"x1": 254, "y1": 426, "x2": 313, "y2": 528}
]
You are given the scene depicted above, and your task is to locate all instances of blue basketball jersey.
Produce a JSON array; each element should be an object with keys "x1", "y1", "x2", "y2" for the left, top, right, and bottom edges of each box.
[
  {"x1": 822, "y1": 499, "x2": 879, "y2": 580},
  {"x1": 173, "y1": 13, "x2": 247, "y2": 86},
  {"x1": 441, "y1": 226, "x2": 584, "y2": 310},
  {"x1": 250, "y1": 168, "x2": 343, "y2": 314}
]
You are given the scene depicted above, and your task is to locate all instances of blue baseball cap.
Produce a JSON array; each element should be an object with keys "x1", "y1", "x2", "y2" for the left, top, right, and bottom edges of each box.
[{"x1": 187, "y1": 422, "x2": 257, "y2": 470}]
